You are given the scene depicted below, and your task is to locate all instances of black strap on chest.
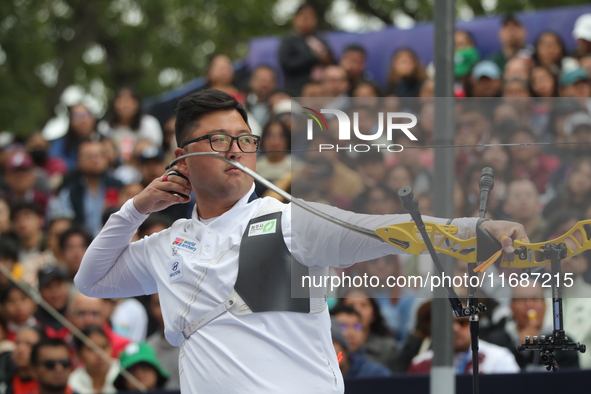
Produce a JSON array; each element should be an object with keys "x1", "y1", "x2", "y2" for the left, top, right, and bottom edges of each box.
[{"x1": 236, "y1": 211, "x2": 310, "y2": 313}]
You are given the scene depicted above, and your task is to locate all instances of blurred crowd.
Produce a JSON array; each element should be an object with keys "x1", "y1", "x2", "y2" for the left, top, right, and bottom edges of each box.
[{"x1": 1, "y1": 3, "x2": 591, "y2": 393}]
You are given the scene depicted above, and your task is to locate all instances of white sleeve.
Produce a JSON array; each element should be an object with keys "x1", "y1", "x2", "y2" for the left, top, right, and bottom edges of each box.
[
  {"x1": 283, "y1": 201, "x2": 478, "y2": 268},
  {"x1": 74, "y1": 199, "x2": 158, "y2": 298}
]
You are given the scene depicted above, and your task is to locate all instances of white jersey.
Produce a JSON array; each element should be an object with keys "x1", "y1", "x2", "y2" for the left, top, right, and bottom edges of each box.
[{"x1": 75, "y1": 184, "x2": 478, "y2": 393}]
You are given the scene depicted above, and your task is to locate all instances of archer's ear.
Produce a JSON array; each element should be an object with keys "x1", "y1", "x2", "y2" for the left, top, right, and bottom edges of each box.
[{"x1": 174, "y1": 147, "x2": 188, "y2": 172}]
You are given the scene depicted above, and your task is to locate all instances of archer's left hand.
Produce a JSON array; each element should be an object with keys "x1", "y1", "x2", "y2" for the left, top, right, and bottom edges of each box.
[{"x1": 480, "y1": 220, "x2": 529, "y2": 254}]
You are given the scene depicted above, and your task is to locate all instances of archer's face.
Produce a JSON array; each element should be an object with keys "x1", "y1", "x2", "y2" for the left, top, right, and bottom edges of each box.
[{"x1": 176, "y1": 110, "x2": 256, "y2": 207}]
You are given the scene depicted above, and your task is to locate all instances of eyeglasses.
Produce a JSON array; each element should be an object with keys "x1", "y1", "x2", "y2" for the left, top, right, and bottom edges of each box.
[
  {"x1": 39, "y1": 358, "x2": 70, "y2": 369},
  {"x1": 181, "y1": 133, "x2": 261, "y2": 153}
]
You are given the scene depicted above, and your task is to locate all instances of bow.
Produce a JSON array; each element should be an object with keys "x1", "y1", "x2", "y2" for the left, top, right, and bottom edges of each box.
[{"x1": 375, "y1": 219, "x2": 591, "y2": 270}]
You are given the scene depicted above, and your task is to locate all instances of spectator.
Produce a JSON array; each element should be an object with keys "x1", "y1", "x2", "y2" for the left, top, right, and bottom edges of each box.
[
  {"x1": 363, "y1": 255, "x2": 416, "y2": 341},
  {"x1": 30, "y1": 337, "x2": 75, "y2": 394},
  {"x1": 59, "y1": 227, "x2": 93, "y2": 281},
  {"x1": 330, "y1": 306, "x2": 391, "y2": 379},
  {"x1": 97, "y1": 87, "x2": 163, "y2": 163},
  {"x1": 352, "y1": 184, "x2": 399, "y2": 215},
  {"x1": 502, "y1": 78, "x2": 530, "y2": 98},
  {"x1": 303, "y1": 135, "x2": 365, "y2": 209},
  {"x1": 487, "y1": 283, "x2": 579, "y2": 371},
  {"x1": 559, "y1": 68, "x2": 591, "y2": 115},
  {"x1": 25, "y1": 132, "x2": 68, "y2": 193},
  {"x1": 338, "y1": 289, "x2": 400, "y2": 372},
  {"x1": 408, "y1": 314, "x2": 519, "y2": 374},
  {"x1": 245, "y1": 65, "x2": 277, "y2": 127},
  {"x1": 503, "y1": 180, "x2": 547, "y2": 243},
  {"x1": 45, "y1": 216, "x2": 74, "y2": 267},
  {"x1": 573, "y1": 13, "x2": 591, "y2": 58},
  {"x1": 111, "y1": 297, "x2": 149, "y2": 344},
  {"x1": 455, "y1": 107, "x2": 492, "y2": 170},
  {"x1": 146, "y1": 294, "x2": 180, "y2": 390},
  {"x1": 301, "y1": 81, "x2": 324, "y2": 97},
  {"x1": 10, "y1": 202, "x2": 47, "y2": 286},
  {"x1": 564, "y1": 112, "x2": 591, "y2": 158},
  {"x1": 454, "y1": 30, "x2": 480, "y2": 80},
  {"x1": 67, "y1": 293, "x2": 130, "y2": 358},
  {"x1": 503, "y1": 56, "x2": 531, "y2": 81},
  {"x1": 387, "y1": 48, "x2": 426, "y2": 97},
  {"x1": 53, "y1": 140, "x2": 123, "y2": 235},
  {"x1": 481, "y1": 137, "x2": 513, "y2": 200},
  {"x1": 204, "y1": 54, "x2": 245, "y2": 104},
  {"x1": 490, "y1": 15, "x2": 528, "y2": 71},
  {"x1": 136, "y1": 146, "x2": 165, "y2": 188},
  {"x1": 36, "y1": 265, "x2": 71, "y2": 341},
  {"x1": 543, "y1": 98, "x2": 583, "y2": 146},
  {"x1": 351, "y1": 81, "x2": 382, "y2": 109},
  {"x1": 278, "y1": 3, "x2": 333, "y2": 96},
  {"x1": 532, "y1": 31, "x2": 566, "y2": 71},
  {"x1": 321, "y1": 65, "x2": 351, "y2": 111},
  {"x1": 256, "y1": 119, "x2": 301, "y2": 185},
  {"x1": 113, "y1": 343, "x2": 169, "y2": 392},
  {"x1": 0, "y1": 237, "x2": 22, "y2": 292},
  {"x1": 0, "y1": 326, "x2": 43, "y2": 394},
  {"x1": 353, "y1": 151, "x2": 387, "y2": 189},
  {"x1": 137, "y1": 214, "x2": 172, "y2": 240},
  {"x1": 69, "y1": 326, "x2": 119, "y2": 394},
  {"x1": 340, "y1": 44, "x2": 370, "y2": 88},
  {"x1": 544, "y1": 157, "x2": 591, "y2": 218},
  {"x1": 468, "y1": 60, "x2": 502, "y2": 97},
  {"x1": 385, "y1": 165, "x2": 413, "y2": 196},
  {"x1": 1, "y1": 284, "x2": 38, "y2": 342},
  {"x1": 530, "y1": 65, "x2": 559, "y2": 98},
  {"x1": 509, "y1": 126, "x2": 561, "y2": 195},
  {"x1": 50, "y1": 104, "x2": 100, "y2": 171},
  {"x1": 3, "y1": 151, "x2": 50, "y2": 216}
]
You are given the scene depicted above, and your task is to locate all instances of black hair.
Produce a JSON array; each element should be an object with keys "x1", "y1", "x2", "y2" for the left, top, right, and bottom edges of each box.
[
  {"x1": 294, "y1": 3, "x2": 316, "y2": 16},
  {"x1": 105, "y1": 87, "x2": 143, "y2": 131},
  {"x1": 138, "y1": 213, "x2": 173, "y2": 239},
  {"x1": 343, "y1": 44, "x2": 367, "y2": 57},
  {"x1": 73, "y1": 325, "x2": 109, "y2": 352},
  {"x1": 351, "y1": 183, "x2": 398, "y2": 214},
  {"x1": 532, "y1": 30, "x2": 566, "y2": 68},
  {"x1": 352, "y1": 80, "x2": 383, "y2": 97},
  {"x1": 10, "y1": 201, "x2": 42, "y2": 221},
  {"x1": 509, "y1": 125, "x2": 539, "y2": 142},
  {"x1": 336, "y1": 289, "x2": 393, "y2": 337},
  {"x1": 58, "y1": 226, "x2": 94, "y2": 252},
  {"x1": 261, "y1": 118, "x2": 291, "y2": 151},
  {"x1": 0, "y1": 282, "x2": 32, "y2": 304},
  {"x1": 456, "y1": 29, "x2": 477, "y2": 47},
  {"x1": 65, "y1": 104, "x2": 98, "y2": 151},
  {"x1": 329, "y1": 303, "x2": 362, "y2": 321},
  {"x1": 0, "y1": 237, "x2": 19, "y2": 262},
  {"x1": 530, "y1": 65, "x2": 559, "y2": 98},
  {"x1": 175, "y1": 89, "x2": 250, "y2": 148},
  {"x1": 30, "y1": 337, "x2": 70, "y2": 366}
]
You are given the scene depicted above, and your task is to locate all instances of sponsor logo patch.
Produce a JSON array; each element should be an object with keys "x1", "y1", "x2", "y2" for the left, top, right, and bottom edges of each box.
[
  {"x1": 172, "y1": 237, "x2": 197, "y2": 253},
  {"x1": 168, "y1": 257, "x2": 183, "y2": 281},
  {"x1": 248, "y1": 219, "x2": 277, "y2": 237}
]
